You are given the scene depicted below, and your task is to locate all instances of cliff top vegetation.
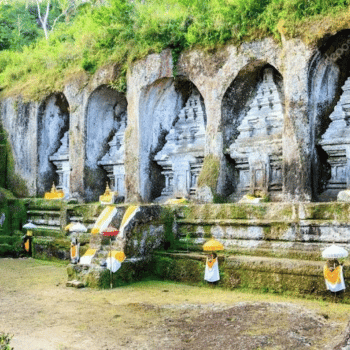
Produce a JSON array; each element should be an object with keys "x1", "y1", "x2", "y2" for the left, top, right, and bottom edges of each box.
[{"x1": 1, "y1": 0, "x2": 350, "y2": 100}]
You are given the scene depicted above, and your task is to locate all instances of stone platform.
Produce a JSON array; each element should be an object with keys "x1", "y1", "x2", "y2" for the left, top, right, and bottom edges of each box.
[{"x1": 2, "y1": 198, "x2": 350, "y2": 297}]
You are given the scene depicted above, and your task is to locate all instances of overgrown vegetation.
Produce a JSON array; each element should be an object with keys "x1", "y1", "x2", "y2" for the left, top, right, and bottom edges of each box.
[
  {"x1": 0, "y1": 122, "x2": 28, "y2": 197},
  {"x1": 0, "y1": 333, "x2": 13, "y2": 350},
  {"x1": 1, "y1": 0, "x2": 350, "y2": 100}
]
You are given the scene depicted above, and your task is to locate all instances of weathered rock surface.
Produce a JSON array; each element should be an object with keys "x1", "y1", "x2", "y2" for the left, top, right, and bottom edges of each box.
[
  {"x1": 195, "y1": 185, "x2": 214, "y2": 203},
  {"x1": 338, "y1": 190, "x2": 350, "y2": 202}
]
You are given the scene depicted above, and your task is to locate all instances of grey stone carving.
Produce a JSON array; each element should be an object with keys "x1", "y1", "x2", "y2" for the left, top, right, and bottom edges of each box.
[
  {"x1": 319, "y1": 77, "x2": 350, "y2": 191},
  {"x1": 154, "y1": 91, "x2": 206, "y2": 200},
  {"x1": 228, "y1": 68, "x2": 283, "y2": 198},
  {"x1": 97, "y1": 113, "x2": 127, "y2": 196},
  {"x1": 49, "y1": 131, "x2": 70, "y2": 196}
]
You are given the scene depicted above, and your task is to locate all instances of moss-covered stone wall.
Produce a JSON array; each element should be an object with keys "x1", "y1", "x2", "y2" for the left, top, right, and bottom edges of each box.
[
  {"x1": 151, "y1": 252, "x2": 350, "y2": 300},
  {"x1": 0, "y1": 191, "x2": 27, "y2": 256},
  {"x1": 0, "y1": 122, "x2": 29, "y2": 197}
]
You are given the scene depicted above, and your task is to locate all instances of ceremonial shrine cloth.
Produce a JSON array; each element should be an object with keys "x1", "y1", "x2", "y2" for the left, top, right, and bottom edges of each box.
[
  {"x1": 204, "y1": 258, "x2": 220, "y2": 282},
  {"x1": 119, "y1": 206, "x2": 140, "y2": 237},
  {"x1": 106, "y1": 251, "x2": 125, "y2": 273},
  {"x1": 24, "y1": 239, "x2": 30, "y2": 252},
  {"x1": 324, "y1": 265, "x2": 346, "y2": 292},
  {"x1": 91, "y1": 206, "x2": 117, "y2": 234},
  {"x1": 23, "y1": 235, "x2": 32, "y2": 254},
  {"x1": 70, "y1": 243, "x2": 80, "y2": 263},
  {"x1": 79, "y1": 249, "x2": 97, "y2": 265}
]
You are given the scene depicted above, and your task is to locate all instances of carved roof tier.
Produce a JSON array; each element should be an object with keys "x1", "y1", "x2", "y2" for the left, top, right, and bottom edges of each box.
[
  {"x1": 98, "y1": 117, "x2": 126, "y2": 166},
  {"x1": 155, "y1": 91, "x2": 206, "y2": 164},
  {"x1": 49, "y1": 131, "x2": 69, "y2": 162},
  {"x1": 229, "y1": 68, "x2": 284, "y2": 158},
  {"x1": 320, "y1": 76, "x2": 350, "y2": 145}
]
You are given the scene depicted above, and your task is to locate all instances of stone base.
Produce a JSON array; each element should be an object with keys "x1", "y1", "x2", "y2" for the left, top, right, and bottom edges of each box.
[
  {"x1": 195, "y1": 186, "x2": 213, "y2": 203},
  {"x1": 66, "y1": 280, "x2": 85, "y2": 288},
  {"x1": 338, "y1": 190, "x2": 350, "y2": 202},
  {"x1": 238, "y1": 195, "x2": 264, "y2": 204},
  {"x1": 318, "y1": 189, "x2": 339, "y2": 202},
  {"x1": 67, "y1": 258, "x2": 152, "y2": 288}
]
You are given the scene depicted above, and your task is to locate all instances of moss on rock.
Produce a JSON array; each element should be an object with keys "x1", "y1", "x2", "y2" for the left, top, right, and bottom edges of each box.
[{"x1": 197, "y1": 155, "x2": 220, "y2": 192}]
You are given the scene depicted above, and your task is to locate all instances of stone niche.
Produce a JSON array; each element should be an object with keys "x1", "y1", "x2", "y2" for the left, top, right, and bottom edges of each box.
[
  {"x1": 227, "y1": 67, "x2": 284, "y2": 199},
  {"x1": 37, "y1": 93, "x2": 69, "y2": 196},
  {"x1": 97, "y1": 111, "x2": 127, "y2": 197},
  {"x1": 49, "y1": 131, "x2": 70, "y2": 197},
  {"x1": 85, "y1": 85, "x2": 127, "y2": 201},
  {"x1": 308, "y1": 30, "x2": 350, "y2": 200},
  {"x1": 154, "y1": 91, "x2": 206, "y2": 200},
  {"x1": 319, "y1": 77, "x2": 350, "y2": 193},
  {"x1": 138, "y1": 78, "x2": 201, "y2": 202}
]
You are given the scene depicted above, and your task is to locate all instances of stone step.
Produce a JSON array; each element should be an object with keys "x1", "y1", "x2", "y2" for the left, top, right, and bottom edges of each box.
[
  {"x1": 27, "y1": 200, "x2": 63, "y2": 210},
  {"x1": 177, "y1": 218, "x2": 350, "y2": 225},
  {"x1": 27, "y1": 220, "x2": 60, "y2": 229},
  {"x1": 66, "y1": 280, "x2": 85, "y2": 288},
  {"x1": 175, "y1": 237, "x2": 347, "y2": 261},
  {"x1": 27, "y1": 210, "x2": 61, "y2": 216},
  {"x1": 68, "y1": 216, "x2": 84, "y2": 221},
  {"x1": 30, "y1": 229, "x2": 63, "y2": 238}
]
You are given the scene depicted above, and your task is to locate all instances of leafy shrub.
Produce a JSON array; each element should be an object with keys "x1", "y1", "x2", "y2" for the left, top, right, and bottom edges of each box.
[{"x1": 0, "y1": 333, "x2": 13, "y2": 350}]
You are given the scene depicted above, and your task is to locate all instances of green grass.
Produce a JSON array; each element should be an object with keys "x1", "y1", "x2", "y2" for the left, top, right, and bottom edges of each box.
[{"x1": 1, "y1": 0, "x2": 350, "y2": 100}]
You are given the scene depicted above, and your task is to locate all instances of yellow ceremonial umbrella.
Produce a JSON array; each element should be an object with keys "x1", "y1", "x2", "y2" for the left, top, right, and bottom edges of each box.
[
  {"x1": 64, "y1": 223, "x2": 74, "y2": 231},
  {"x1": 203, "y1": 239, "x2": 224, "y2": 251}
]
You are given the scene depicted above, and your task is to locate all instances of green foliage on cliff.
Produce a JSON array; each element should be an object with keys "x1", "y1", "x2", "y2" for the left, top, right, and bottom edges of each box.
[{"x1": 1, "y1": 0, "x2": 350, "y2": 99}]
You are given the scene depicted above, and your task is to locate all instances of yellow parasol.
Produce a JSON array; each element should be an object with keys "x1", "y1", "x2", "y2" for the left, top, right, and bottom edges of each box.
[
  {"x1": 64, "y1": 223, "x2": 74, "y2": 231},
  {"x1": 203, "y1": 239, "x2": 224, "y2": 251}
]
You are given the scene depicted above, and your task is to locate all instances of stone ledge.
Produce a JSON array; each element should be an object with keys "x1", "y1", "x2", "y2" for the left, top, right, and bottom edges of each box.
[
  {"x1": 66, "y1": 280, "x2": 85, "y2": 288},
  {"x1": 152, "y1": 251, "x2": 350, "y2": 298},
  {"x1": 178, "y1": 219, "x2": 350, "y2": 225}
]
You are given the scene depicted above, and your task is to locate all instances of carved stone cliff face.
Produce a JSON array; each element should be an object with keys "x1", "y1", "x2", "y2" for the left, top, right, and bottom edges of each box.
[
  {"x1": 5, "y1": 33, "x2": 350, "y2": 203},
  {"x1": 154, "y1": 91, "x2": 206, "y2": 200},
  {"x1": 228, "y1": 68, "x2": 284, "y2": 198}
]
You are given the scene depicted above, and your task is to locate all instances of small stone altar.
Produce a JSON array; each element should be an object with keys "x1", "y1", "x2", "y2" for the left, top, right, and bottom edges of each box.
[
  {"x1": 98, "y1": 114, "x2": 126, "y2": 197},
  {"x1": 228, "y1": 68, "x2": 283, "y2": 199},
  {"x1": 319, "y1": 77, "x2": 350, "y2": 193},
  {"x1": 49, "y1": 131, "x2": 70, "y2": 197},
  {"x1": 154, "y1": 91, "x2": 206, "y2": 201}
]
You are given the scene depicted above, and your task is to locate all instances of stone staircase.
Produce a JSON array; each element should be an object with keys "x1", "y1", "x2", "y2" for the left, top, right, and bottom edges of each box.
[{"x1": 25, "y1": 199, "x2": 68, "y2": 260}]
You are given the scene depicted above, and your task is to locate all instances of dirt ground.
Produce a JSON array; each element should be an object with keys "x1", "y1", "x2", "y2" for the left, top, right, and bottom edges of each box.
[{"x1": 0, "y1": 258, "x2": 350, "y2": 350}]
